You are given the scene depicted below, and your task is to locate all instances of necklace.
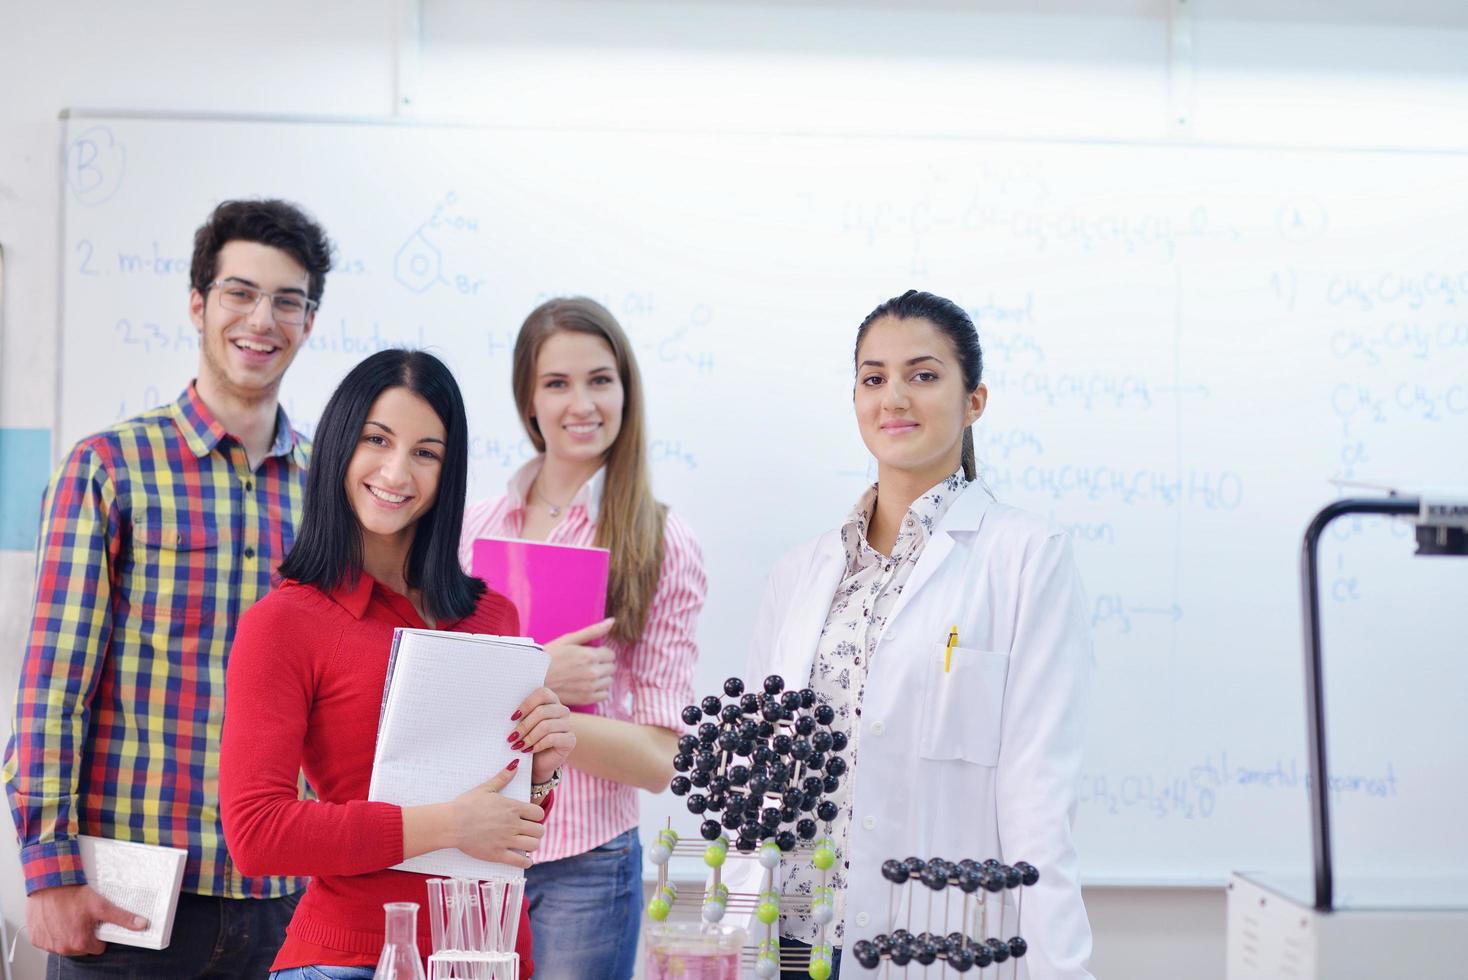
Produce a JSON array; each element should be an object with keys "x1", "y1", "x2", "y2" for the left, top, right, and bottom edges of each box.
[{"x1": 531, "y1": 478, "x2": 574, "y2": 519}]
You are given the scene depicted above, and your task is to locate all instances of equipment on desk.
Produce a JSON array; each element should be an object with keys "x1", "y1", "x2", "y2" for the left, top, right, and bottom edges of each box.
[
  {"x1": 646, "y1": 675, "x2": 851, "y2": 978},
  {"x1": 1226, "y1": 493, "x2": 1468, "y2": 980},
  {"x1": 422, "y1": 877, "x2": 523, "y2": 980},
  {"x1": 374, "y1": 902, "x2": 427, "y2": 980},
  {"x1": 851, "y1": 857, "x2": 1038, "y2": 974}
]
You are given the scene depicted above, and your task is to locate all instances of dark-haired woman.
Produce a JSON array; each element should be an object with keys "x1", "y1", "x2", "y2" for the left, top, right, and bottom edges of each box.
[
  {"x1": 459, "y1": 298, "x2": 705, "y2": 980},
  {"x1": 220, "y1": 349, "x2": 574, "y2": 979},
  {"x1": 730, "y1": 291, "x2": 1094, "y2": 980}
]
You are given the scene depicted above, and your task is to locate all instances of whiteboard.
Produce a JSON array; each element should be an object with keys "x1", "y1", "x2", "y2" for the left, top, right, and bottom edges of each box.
[{"x1": 58, "y1": 112, "x2": 1468, "y2": 885}]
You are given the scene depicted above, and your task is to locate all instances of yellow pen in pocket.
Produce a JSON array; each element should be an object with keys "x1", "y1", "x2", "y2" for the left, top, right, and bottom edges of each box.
[{"x1": 944, "y1": 625, "x2": 958, "y2": 673}]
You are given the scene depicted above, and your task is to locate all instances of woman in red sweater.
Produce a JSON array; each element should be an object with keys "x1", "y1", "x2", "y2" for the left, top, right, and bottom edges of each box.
[{"x1": 220, "y1": 349, "x2": 573, "y2": 978}]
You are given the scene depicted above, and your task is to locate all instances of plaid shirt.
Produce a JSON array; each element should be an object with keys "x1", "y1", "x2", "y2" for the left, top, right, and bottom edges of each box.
[{"x1": 3, "y1": 384, "x2": 310, "y2": 898}]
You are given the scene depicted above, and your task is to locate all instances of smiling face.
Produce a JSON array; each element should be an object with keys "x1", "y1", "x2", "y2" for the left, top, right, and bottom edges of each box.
[
  {"x1": 189, "y1": 240, "x2": 315, "y2": 402},
  {"x1": 531, "y1": 330, "x2": 626, "y2": 466},
  {"x1": 854, "y1": 315, "x2": 986, "y2": 483},
  {"x1": 344, "y1": 386, "x2": 447, "y2": 550}
]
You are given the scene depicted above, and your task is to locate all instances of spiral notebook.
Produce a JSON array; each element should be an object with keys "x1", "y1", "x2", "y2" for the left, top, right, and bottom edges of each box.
[{"x1": 367, "y1": 628, "x2": 549, "y2": 880}]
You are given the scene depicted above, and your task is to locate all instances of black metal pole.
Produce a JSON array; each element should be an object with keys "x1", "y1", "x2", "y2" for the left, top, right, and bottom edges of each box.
[{"x1": 1300, "y1": 496, "x2": 1418, "y2": 912}]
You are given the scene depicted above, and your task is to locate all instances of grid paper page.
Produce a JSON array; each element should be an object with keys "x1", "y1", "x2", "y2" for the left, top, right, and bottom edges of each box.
[{"x1": 369, "y1": 629, "x2": 548, "y2": 880}]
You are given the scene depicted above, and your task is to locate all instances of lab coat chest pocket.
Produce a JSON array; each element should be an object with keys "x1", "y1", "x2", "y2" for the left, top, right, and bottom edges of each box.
[{"x1": 918, "y1": 647, "x2": 1009, "y2": 766}]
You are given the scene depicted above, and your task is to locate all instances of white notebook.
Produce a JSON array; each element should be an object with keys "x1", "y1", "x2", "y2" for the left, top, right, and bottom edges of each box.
[
  {"x1": 78, "y1": 835, "x2": 188, "y2": 950},
  {"x1": 368, "y1": 628, "x2": 549, "y2": 880}
]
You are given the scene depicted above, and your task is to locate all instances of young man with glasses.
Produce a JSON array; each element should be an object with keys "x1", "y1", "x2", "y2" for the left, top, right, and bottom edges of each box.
[{"x1": 3, "y1": 199, "x2": 332, "y2": 978}]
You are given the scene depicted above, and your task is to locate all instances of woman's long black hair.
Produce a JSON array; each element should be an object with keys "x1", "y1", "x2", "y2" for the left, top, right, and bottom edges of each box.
[{"x1": 279, "y1": 348, "x2": 485, "y2": 622}]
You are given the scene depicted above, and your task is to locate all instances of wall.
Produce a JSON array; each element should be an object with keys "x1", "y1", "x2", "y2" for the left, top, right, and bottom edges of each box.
[{"x1": 3, "y1": 2, "x2": 1467, "y2": 977}]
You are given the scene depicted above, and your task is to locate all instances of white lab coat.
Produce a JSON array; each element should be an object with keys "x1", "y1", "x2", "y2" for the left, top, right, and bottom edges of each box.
[{"x1": 727, "y1": 482, "x2": 1095, "y2": 980}]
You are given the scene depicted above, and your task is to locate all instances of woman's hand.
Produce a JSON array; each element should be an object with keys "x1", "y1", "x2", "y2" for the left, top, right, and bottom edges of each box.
[
  {"x1": 446, "y1": 760, "x2": 546, "y2": 868},
  {"x1": 542, "y1": 618, "x2": 617, "y2": 705},
  {"x1": 511, "y1": 686, "x2": 576, "y2": 784}
]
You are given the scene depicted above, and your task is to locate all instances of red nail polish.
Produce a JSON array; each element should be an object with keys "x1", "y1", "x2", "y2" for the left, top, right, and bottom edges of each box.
[
  {"x1": 510, "y1": 710, "x2": 522, "y2": 721},
  {"x1": 506, "y1": 730, "x2": 518, "y2": 743},
  {"x1": 508, "y1": 758, "x2": 520, "y2": 771},
  {"x1": 512, "y1": 739, "x2": 525, "y2": 752}
]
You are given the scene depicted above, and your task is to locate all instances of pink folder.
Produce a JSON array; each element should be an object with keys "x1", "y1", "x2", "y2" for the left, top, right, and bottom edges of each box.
[{"x1": 470, "y1": 536, "x2": 611, "y2": 711}]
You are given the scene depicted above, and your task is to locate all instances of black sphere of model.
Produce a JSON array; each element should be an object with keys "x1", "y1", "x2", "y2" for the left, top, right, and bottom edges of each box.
[{"x1": 948, "y1": 943, "x2": 976, "y2": 972}]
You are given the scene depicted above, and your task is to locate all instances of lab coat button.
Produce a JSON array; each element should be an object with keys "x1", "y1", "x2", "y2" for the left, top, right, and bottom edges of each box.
[
  {"x1": 855, "y1": 911, "x2": 870, "y2": 927},
  {"x1": 861, "y1": 815, "x2": 876, "y2": 831},
  {"x1": 870, "y1": 721, "x2": 885, "y2": 736}
]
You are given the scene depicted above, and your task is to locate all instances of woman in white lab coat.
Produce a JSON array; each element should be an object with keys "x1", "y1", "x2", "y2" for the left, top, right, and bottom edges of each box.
[{"x1": 744, "y1": 290, "x2": 1094, "y2": 980}]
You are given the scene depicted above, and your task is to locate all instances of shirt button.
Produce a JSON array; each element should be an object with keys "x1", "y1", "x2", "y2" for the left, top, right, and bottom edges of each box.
[
  {"x1": 244, "y1": 480, "x2": 254, "y2": 492},
  {"x1": 904, "y1": 517, "x2": 913, "y2": 527},
  {"x1": 861, "y1": 815, "x2": 876, "y2": 831},
  {"x1": 243, "y1": 547, "x2": 255, "y2": 559},
  {"x1": 871, "y1": 721, "x2": 884, "y2": 736},
  {"x1": 855, "y1": 911, "x2": 870, "y2": 927}
]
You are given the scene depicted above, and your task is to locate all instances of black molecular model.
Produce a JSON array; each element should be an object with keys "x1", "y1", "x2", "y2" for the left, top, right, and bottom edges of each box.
[
  {"x1": 670, "y1": 674, "x2": 850, "y2": 854},
  {"x1": 851, "y1": 856, "x2": 1040, "y2": 974},
  {"x1": 646, "y1": 675, "x2": 852, "y2": 979}
]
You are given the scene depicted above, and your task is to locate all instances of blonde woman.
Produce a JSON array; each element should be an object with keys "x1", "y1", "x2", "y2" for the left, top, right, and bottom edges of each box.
[{"x1": 460, "y1": 297, "x2": 706, "y2": 980}]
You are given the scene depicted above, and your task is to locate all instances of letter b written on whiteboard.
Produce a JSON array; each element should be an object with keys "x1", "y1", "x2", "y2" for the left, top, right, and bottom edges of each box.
[{"x1": 66, "y1": 126, "x2": 126, "y2": 207}]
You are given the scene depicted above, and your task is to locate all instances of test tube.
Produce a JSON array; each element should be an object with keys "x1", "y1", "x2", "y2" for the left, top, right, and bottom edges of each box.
[
  {"x1": 501, "y1": 877, "x2": 525, "y2": 954},
  {"x1": 427, "y1": 878, "x2": 447, "y2": 953},
  {"x1": 480, "y1": 879, "x2": 506, "y2": 952}
]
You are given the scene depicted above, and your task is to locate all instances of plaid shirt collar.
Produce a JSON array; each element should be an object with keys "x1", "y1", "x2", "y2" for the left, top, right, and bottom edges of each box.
[{"x1": 169, "y1": 382, "x2": 307, "y2": 467}]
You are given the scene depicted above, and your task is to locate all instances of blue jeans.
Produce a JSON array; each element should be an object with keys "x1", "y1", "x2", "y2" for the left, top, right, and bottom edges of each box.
[
  {"x1": 48, "y1": 891, "x2": 299, "y2": 979},
  {"x1": 525, "y1": 828, "x2": 642, "y2": 980},
  {"x1": 269, "y1": 969, "x2": 375, "y2": 980}
]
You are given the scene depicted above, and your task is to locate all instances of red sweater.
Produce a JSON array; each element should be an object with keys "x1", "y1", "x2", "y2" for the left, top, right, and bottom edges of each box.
[{"x1": 220, "y1": 574, "x2": 544, "y2": 973}]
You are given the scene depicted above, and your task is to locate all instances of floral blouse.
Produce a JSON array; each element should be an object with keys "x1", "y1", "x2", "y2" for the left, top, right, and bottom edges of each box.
[{"x1": 780, "y1": 469, "x2": 969, "y2": 945}]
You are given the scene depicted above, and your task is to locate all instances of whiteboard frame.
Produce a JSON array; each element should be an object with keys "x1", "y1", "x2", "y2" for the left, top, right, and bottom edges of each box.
[{"x1": 53, "y1": 108, "x2": 1468, "y2": 889}]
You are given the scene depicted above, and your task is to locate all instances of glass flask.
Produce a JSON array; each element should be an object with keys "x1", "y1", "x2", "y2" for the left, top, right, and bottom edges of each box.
[
  {"x1": 644, "y1": 921, "x2": 746, "y2": 980},
  {"x1": 373, "y1": 901, "x2": 427, "y2": 980}
]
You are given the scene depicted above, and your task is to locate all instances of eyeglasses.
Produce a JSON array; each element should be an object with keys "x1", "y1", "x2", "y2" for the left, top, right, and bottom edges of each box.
[{"x1": 207, "y1": 281, "x2": 318, "y2": 326}]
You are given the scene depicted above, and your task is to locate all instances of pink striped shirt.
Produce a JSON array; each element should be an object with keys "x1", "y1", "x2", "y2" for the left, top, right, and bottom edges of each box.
[{"x1": 458, "y1": 459, "x2": 705, "y2": 861}]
